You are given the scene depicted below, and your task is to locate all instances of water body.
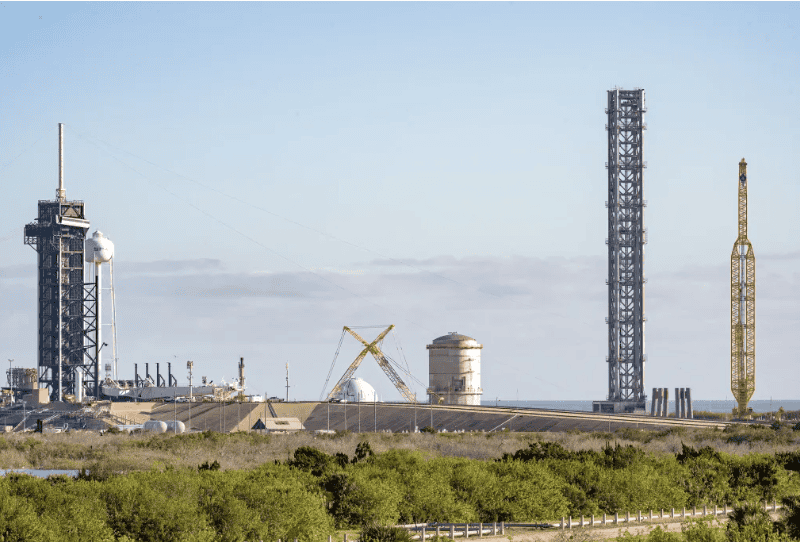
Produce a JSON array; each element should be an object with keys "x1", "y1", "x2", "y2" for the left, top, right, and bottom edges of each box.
[
  {"x1": 484, "y1": 400, "x2": 800, "y2": 414},
  {"x1": 0, "y1": 469, "x2": 80, "y2": 478}
]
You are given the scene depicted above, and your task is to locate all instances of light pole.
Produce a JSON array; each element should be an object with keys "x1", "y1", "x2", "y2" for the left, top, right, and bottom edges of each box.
[
  {"x1": 186, "y1": 361, "x2": 193, "y2": 432},
  {"x1": 7, "y1": 359, "x2": 13, "y2": 404}
]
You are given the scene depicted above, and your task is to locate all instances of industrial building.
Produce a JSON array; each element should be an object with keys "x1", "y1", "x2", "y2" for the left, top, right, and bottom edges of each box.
[{"x1": 427, "y1": 332, "x2": 482, "y2": 406}]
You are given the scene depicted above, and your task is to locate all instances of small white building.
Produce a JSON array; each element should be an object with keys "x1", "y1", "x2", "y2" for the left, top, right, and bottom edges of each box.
[
  {"x1": 427, "y1": 332, "x2": 483, "y2": 406},
  {"x1": 333, "y1": 378, "x2": 377, "y2": 402}
]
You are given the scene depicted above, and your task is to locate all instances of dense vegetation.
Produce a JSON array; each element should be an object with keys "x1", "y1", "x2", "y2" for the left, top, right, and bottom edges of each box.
[{"x1": 0, "y1": 426, "x2": 799, "y2": 541}]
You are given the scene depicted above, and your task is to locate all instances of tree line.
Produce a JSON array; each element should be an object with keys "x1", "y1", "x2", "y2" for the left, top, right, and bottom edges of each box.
[{"x1": 0, "y1": 436, "x2": 799, "y2": 541}]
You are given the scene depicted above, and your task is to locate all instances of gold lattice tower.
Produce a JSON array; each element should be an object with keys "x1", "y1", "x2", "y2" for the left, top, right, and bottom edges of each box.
[{"x1": 731, "y1": 158, "x2": 755, "y2": 417}]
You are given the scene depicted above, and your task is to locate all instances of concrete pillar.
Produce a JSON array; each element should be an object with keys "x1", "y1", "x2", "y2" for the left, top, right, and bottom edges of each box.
[
  {"x1": 681, "y1": 389, "x2": 687, "y2": 419},
  {"x1": 344, "y1": 535, "x2": 347, "y2": 542},
  {"x1": 580, "y1": 516, "x2": 584, "y2": 527},
  {"x1": 651, "y1": 388, "x2": 657, "y2": 416},
  {"x1": 491, "y1": 523, "x2": 495, "y2": 536},
  {"x1": 500, "y1": 522, "x2": 504, "y2": 535},
  {"x1": 686, "y1": 388, "x2": 693, "y2": 419},
  {"x1": 465, "y1": 523, "x2": 469, "y2": 538},
  {"x1": 437, "y1": 526, "x2": 441, "y2": 538},
  {"x1": 614, "y1": 512, "x2": 618, "y2": 524},
  {"x1": 655, "y1": 389, "x2": 662, "y2": 417},
  {"x1": 450, "y1": 526, "x2": 455, "y2": 539},
  {"x1": 724, "y1": 504, "x2": 728, "y2": 514},
  {"x1": 675, "y1": 388, "x2": 680, "y2": 418},
  {"x1": 591, "y1": 515, "x2": 595, "y2": 527},
  {"x1": 703, "y1": 505, "x2": 707, "y2": 516},
  {"x1": 603, "y1": 514, "x2": 607, "y2": 525},
  {"x1": 568, "y1": 517, "x2": 572, "y2": 529},
  {"x1": 626, "y1": 511, "x2": 630, "y2": 523},
  {"x1": 479, "y1": 523, "x2": 482, "y2": 537},
  {"x1": 693, "y1": 506, "x2": 697, "y2": 517},
  {"x1": 682, "y1": 507, "x2": 686, "y2": 518},
  {"x1": 649, "y1": 510, "x2": 653, "y2": 521},
  {"x1": 671, "y1": 508, "x2": 675, "y2": 518},
  {"x1": 329, "y1": 536, "x2": 332, "y2": 542},
  {"x1": 422, "y1": 528, "x2": 426, "y2": 540},
  {"x1": 662, "y1": 388, "x2": 669, "y2": 417},
  {"x1": 561, "y1": 518, "x2": 565, "y2": 530}
]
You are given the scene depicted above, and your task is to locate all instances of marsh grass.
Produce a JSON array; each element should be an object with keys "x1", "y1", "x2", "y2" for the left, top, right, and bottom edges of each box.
[{"x1": 1, "y1": 425, "x2": 799, "y2": 473}]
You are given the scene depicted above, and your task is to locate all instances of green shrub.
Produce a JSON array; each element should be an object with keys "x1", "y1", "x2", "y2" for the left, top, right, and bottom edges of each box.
[{"x1": 359, "y1": 524, "x2": 413, "y2": 542}]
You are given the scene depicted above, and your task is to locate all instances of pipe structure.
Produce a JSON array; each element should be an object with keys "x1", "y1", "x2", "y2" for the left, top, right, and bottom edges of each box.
[
  {"x1": 95, "y1": 262, "x2": 101, "y2": 398},
  {"x1": 57, "y1": 123, "x2": 66, "y2": 202},
  {"x1": 686, "y1": 388, "x2": 693, "y2": 419}
]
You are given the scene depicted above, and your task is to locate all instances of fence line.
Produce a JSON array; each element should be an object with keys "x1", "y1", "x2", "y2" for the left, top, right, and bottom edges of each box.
[{"x1": 398, "y1": 500, "x2": 783, "y2": 538}]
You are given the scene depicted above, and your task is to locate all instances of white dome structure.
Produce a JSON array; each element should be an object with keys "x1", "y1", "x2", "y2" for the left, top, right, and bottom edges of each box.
[
  {"x1": 85, "y1": 230, "x2": 114, "y2": 263},
  {"x1": 333, "y1": 378, "x2": 377, "y2": 402}
]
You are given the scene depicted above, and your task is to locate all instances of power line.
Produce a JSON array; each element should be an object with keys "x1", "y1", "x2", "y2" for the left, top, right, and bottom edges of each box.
[
  {"x1": 70, "y1": 128, "x2": 572, "y2": 318},
  {"x1": 71, "y1": 132, "x2": 434, "y2": 334}
]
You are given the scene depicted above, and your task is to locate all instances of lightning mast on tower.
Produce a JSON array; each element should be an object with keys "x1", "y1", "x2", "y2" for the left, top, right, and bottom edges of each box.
[{"x1": 731, "y1": 158, "x2": 755, "y2": 418}]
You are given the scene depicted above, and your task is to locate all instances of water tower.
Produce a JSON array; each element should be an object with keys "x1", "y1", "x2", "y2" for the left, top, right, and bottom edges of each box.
[{"x1": 85, "y1": 230, "x2": 114, "y2": 396}]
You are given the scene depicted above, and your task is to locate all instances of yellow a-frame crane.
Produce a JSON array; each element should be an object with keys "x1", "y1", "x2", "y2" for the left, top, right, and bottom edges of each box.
[
  {"x1": 731, "y1": 158, "x2": 756, "y2": 418},
  {"x1": 324, "y1": 325, "x2": 418, "y2": 403}
]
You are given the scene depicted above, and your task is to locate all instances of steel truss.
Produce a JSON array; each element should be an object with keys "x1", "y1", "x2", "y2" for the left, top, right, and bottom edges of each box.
[
  {"x1": 731, "y1": 159, "x2": 755, "y2": 417},
  {"x1": 603, "y1": 88, "x2": 647, "y2": 411},
  {"x1": 24, "y1": 199, "x2": 97, "y2": 401}
]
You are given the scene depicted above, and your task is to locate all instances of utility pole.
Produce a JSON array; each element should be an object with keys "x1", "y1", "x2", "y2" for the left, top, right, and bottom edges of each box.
[
  {"x1": 7, "y1": 359, "x2": 13, "y2": 404},
  {"x1": 285, "y1": 363, "x2": 290, "y2": 402},
  {"x1": 187, "y1": 361, "x2": 193, "y2": 432}
]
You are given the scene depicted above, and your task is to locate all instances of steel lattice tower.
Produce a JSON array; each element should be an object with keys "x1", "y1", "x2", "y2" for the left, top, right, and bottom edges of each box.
[
  {"x1": 594, "y1": 89, "x2": 647, "y2": 414},
  {"x1": 731, "y1": 158, "x2": 755, "y2": 417},
  {"x1": 23, "y1": 124, "x2": 96, "y2": 401}
]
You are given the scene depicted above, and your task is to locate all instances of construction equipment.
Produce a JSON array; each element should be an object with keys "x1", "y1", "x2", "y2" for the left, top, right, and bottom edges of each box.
[
  {"x1": 323, "y1": 325, "x2": 417, "y2": 403},
  {"x1": 731, "y1": 158, "x2": 756, "y2": 418}
]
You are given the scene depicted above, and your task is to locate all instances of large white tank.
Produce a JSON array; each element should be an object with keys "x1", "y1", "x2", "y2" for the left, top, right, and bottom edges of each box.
[
  {"x1": 143, "y1": 420, "x2": 168, "y2": 433},
  {"x1": 165, "y1": 421, "x2": 186, "y2": 434},
  {"x1": 333, "y1": 378, "x2": 377, "y2": 402},
  {"x1": 85, "y1": 230, "x2": 114, "y2": 263},
  {"x1": 427, "y1": 332, "x2": 483, "y2": 406}
]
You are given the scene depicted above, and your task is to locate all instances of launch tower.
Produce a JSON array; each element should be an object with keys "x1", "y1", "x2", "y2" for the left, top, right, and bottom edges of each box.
[
  {"x1": 593, "y1": 88, "x2": 647, "y2": 414},
  {"x1": 731, "y1": 158, "x2": 755, "y2": 417},
  {"x1": 23, "y1": 124, "x2": 96, "y2": 401}
]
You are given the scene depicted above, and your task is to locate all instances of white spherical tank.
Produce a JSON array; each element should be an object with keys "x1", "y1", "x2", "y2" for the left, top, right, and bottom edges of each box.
[
  {"x1": 334, "y1": 378, "x2": 377, "y2": 402},
  {"x1": 85, "y1": 230, "x2": 114, "y2": 263},
  {"x1": 427, "y1": 332, "x2": 483, "y2": 406}
]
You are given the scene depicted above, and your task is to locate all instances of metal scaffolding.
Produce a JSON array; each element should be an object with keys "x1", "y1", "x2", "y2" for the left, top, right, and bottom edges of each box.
[
  {"x1": 22, "y1": 124, "x2": 96, "y2": 401},
  {"x1": 594, "y1": 89, "x2": 647, "y2": 414},
  {"x1": 731, "y1": 158, "x2": 755, "y2": 418}
]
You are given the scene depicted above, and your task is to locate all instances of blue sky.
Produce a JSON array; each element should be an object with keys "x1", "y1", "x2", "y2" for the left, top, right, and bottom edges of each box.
[{"x1": 1, "y1": 2, "x2": 798, "y2": 403}]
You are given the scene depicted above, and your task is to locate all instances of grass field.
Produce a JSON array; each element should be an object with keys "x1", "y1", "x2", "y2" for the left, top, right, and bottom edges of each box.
[{"x1": 1, "y1": 422, "x2": 798, "y2": 473}]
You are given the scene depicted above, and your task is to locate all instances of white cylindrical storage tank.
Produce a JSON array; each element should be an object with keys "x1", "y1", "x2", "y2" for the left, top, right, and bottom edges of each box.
[
  {"x1": 427, "y1": 332, "x2": 483, "y2": 406},
  {"x1": 165, "y1": 420, "x2": 186, "y2": 434},
  {"x1": 143, "y1": 420, "x2": 168, "y2": 433},
  {"x1": 333, "y1": 378, "x2": 377, "y2": 402},
  {"x1": 75, "y1": 368, "x2": 84, "y2": 403}
]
